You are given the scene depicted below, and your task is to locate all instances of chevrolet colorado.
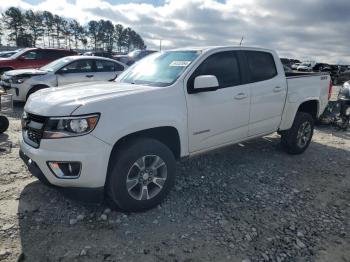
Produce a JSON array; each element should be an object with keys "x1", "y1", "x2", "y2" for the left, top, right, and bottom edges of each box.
[{"x1": 19, "y1": 46, "x2": 332, "y2": 211}]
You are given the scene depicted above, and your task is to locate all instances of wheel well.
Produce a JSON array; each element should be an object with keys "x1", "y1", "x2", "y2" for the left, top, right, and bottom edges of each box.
[
  {"x1": 297, "y1": 100, "x2": 318, "y2": 120},
  {"x1": 110, "y1": 126, "x2": 181, "y2": 161},
  {"x1": 27, "y1": 85, "x2": 49, "y2": 99}
]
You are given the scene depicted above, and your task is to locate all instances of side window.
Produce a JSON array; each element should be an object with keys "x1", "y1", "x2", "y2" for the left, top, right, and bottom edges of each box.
[
  {"x1": 188, "y1": 51, "x2": 241, "y2": 91},
  {"x1": 22, "y1": 51, "x2": 38, "y2": 60},
  {"x1": 245, "y1": 51, "x2": 277, "y2": 82},
  {"x1": 60, "y1": 60, "x2": 93, "y2": 74},
  {"x1": 95, "y1": 60, "x2": 117, "y2": 72},
  {"x1": 46, "y1": 50, "x2": 67, "y2": 60}
]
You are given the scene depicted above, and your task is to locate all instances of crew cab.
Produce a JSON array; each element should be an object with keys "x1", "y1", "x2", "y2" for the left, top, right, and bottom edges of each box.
[
  {"x1": 1, "y1": 56, "x2": 127, "y2": 101},
  {"x1": 19, "y1": 46, "x2": 332, "y2": 211},
  {"x1": 0, "y1": 48, "x2": 76, "y2": 75}
]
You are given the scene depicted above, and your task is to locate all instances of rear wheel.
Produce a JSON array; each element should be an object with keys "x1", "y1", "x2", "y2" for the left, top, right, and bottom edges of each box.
[
  {"x1": 0, "y1": 115, "x2": 9, "y2": 134},
  {"x1": 281, "y1": 112, "x2": 314, "y2": 154},
  {"x1": 106, "y1": 138, "x2": 176, "y2": 212}
]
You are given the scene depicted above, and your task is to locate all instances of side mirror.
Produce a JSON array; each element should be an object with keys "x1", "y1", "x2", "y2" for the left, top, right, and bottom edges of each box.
[
  {"x1": 18, "y1": 56, "x2": 26, "y2": 61},
  {"x1": 192, "y1": 75, "x2": 219, "y2": 93}
]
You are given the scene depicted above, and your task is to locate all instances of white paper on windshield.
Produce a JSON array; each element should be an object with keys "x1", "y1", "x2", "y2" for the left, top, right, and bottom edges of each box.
[{"x1": 169, "y1": 61, "x2": 191, "y2": 67}]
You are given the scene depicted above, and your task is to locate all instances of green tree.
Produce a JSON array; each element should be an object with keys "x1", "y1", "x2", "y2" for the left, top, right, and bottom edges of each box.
[
  {"x1": 53, "y1": 14, "x2": 64, "y2": 47},
  {"x1": 24, "y1": 10, "x2": 44, "y2": 47},
  {"x1": 2, "y1": 7, "x2": 25, "y2": 46},
  {"x1": 88, "y1": 20, "x2": 99, "y2": 50},
  {"x1": 42, "y1": 11, "x2": 54, "y2": 47}
]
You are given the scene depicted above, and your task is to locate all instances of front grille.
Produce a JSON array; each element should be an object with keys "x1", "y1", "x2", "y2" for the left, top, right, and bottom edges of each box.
[{"x1": 23, "y1": 113, "x2": 47, "y2": 148}]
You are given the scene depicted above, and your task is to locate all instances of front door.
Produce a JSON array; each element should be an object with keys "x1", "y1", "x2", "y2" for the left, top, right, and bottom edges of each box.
[
  {"x1": 56, "y1": 59, "x2": 95, "y2": 86},
  {"x1": 185, "y1": 51, "x2": 250, "y2": 153}
]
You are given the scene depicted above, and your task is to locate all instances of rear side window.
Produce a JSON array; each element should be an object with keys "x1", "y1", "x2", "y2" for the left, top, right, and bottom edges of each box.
[
  {"x1": 245, "y1": 51, "x2": 277, "y2": 82},
  {"x1": 189, "y1": 51, "x2": 241, "y2": 90},
  {"x1": 96, "y1": 60, "x2": 117, "y2": 72},
  {"x1": 46, "y1": 50, "x2": 68, "y2": 59}
]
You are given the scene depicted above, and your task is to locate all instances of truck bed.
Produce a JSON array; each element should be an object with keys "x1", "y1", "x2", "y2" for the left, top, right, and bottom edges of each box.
[{"x1": 278, "y1": 72, "x2": 331, "y2": 131}]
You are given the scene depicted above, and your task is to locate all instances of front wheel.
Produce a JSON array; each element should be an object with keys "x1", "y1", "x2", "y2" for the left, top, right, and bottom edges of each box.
[
  {"x1": 106, "y1": 138, "x2": 176, "y2": 212},
  {"x1": 0, "y1": 115, "x2": 9, "y2": 134},
  {"x1": 281, "y1": 112, "x2": 314, "y2": 154}
]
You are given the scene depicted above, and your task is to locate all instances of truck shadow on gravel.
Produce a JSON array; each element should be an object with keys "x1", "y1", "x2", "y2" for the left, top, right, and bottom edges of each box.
[{"x1": 16, "y1": 135, "x2": 350, "y2": 262}]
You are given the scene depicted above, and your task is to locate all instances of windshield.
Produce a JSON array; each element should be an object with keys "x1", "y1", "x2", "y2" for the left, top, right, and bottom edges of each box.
[
  {"x1": 40, "y1": 57, "x2": 75, "y2": 72},
  {"x1": 128, "y1": 50, "x2": 141, "y2": 58},
  {"x1": 119, "y1": 50, "x2": 201, "y2": 87},
  {"x1": 10, "y1": 48, "x2": 31, "y2": 59}
]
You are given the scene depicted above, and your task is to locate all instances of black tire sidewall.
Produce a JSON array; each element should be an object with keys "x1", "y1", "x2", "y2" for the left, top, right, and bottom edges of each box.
[
  {"x1": 281, "y1": 112, "x2": 314, "y2": 154},
  {"x1": 0, "y1": 115, "x2": 9, "y2": 134},
  {"x1": 107, "y1": 138, "x2": 176, "y2": 212}
]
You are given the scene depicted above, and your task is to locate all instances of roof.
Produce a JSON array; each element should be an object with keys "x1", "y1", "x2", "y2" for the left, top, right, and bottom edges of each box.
[
  {"x1": 171, "y1": 46, "x2": 274, "y2": 53},
  {"x1": 62, "y1": 55, "x2": 127, "y2": 65}
]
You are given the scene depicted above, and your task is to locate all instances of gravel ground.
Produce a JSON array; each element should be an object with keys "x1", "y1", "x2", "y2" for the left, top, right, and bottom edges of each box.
[{"x1": 0, "y1": 101, "x2": 349, "y2": 262}]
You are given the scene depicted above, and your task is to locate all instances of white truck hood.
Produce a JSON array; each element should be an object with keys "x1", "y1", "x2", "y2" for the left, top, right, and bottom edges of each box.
[{"x1": 24, "y1": 81, "x2": 152, "y2": 116}]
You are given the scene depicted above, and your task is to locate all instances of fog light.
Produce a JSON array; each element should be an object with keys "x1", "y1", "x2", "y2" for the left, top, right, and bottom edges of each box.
[{"x1": 47, "y1": 162, "x2": 81, "y2": 178}]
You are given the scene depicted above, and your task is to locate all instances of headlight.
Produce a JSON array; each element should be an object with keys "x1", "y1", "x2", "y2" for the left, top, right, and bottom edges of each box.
[
  {"x1": 43, "y1": 114, "x2": 100, "y2": 139},
  {"x1": 12, "y1": 77, "x2": 28, "y2": 84}
]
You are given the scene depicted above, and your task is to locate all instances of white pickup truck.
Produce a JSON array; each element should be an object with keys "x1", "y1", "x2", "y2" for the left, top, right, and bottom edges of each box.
[{"x1": 20, "y1": 46, "x2": 332, "y2": 211}]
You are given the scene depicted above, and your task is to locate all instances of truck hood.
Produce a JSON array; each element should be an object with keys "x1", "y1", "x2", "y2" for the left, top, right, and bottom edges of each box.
[
  {"x1": 25, "y1": 81, "x2": 153, "y2": 116},
  {"x1": 4, "y1": 69, "x2": 47, "y2": 77}
]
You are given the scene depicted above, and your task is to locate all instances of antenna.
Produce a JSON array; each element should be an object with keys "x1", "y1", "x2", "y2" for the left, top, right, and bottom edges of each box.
[{"x1": 239, "y1": 36, "x2": 244, "y2": 46}]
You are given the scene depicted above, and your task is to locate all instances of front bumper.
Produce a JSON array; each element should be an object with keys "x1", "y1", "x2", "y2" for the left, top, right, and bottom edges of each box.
[
  {"x1": 20, "y1": 133, "x2": 112, "y2": 190},
  {"x1": 20, "y1": 150, "x2": 105, "y2": 202},
  {"x1": 6, "y1": 84, "x2": 26, "y2": 102}
]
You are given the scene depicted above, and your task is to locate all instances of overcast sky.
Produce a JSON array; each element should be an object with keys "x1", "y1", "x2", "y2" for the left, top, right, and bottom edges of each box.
[{"x1": 0, "y1": 0, "x2": 349, "y2": 64}]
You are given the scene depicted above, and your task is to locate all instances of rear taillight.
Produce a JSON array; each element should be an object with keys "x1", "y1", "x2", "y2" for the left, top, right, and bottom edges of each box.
[{"x1": 328, "y1": 80, "x2": 333, "y2": 100}]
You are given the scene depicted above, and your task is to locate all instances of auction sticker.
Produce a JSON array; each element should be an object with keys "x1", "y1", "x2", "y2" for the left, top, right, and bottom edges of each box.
[{"x1": 169, "y1": 61, "x2": 191, "y2": 67}]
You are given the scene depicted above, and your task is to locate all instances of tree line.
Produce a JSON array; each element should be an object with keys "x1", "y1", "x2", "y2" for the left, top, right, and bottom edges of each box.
[{"x1": 0, "y1": 7, "x2": 146, "y2": 52}]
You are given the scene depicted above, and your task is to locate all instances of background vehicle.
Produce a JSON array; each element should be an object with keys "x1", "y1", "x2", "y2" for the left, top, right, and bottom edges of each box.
[
  {"x1": 336, "y1": 68, "x2": 350, "y2": 84},
  {"x1": 20, "y1": 46, "x2": 331, "y2": 211},
  {"x1": 291, "y1": 62, "x2": 301, "y2": 70},
  {"x1": 83, "y1": 51, "x2": 113, "y2": 58},
  {"x1": 297, "y1": 61, "x2": 316, "y2": 71},
  {"x1": 0, "y1": 50, "x2": 20, "y2": 58},
  {"x1": 313, "y1": 63, "x2": 331, "y2": 72},
  {"x1": 0, "y1": 90, "x2": 12, "y2": 134},
  {"x1": 114, "y1": 49, "x2": 157, "y2": 66},
  {"x1": 1, "y1": 56, "x2": 127, "y2": 102},
  {"x1": 0, "y1": 48, "x2": 77, "y2": 75}
]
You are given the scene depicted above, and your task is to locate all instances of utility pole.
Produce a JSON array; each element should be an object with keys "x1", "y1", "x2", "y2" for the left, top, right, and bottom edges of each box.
[{"x1": 240, "y1": 36, "x2": 244, "y2": 46}]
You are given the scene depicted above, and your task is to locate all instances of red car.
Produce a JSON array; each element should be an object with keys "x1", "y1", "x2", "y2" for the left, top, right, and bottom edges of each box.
[{"x1": 0, "y1": 48, "x2": 77, "y2": 74}]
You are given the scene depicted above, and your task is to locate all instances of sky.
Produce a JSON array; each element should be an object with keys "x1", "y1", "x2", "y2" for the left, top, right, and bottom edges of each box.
[{"x1": 0, "y1": 0, "x2": 349, "y2": 64}]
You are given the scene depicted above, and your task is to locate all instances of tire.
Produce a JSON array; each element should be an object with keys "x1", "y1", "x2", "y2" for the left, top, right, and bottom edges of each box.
[
  {"x1": 106, "y1": 138, "x2": 176, "y2": 212},
  {"x1": 0, "y1": 115, "x2": 9, "y2": 134},
  {"x1": 281, "y1": 112, "x2": 314, "y2": 155},
  {"x1": 26, "y1": 86, "x2": 47, "y2": 101}
]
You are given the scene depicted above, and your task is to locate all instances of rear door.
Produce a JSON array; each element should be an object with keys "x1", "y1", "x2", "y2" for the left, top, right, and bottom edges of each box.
[
  {"x1": 56, "y1": 59, "x2": 95, "y2": 86},
  {"x1": 185, "y1": 50, "x2": 250, "y2": 152},
  {"x1": 93, "y1": 60, "x2": 124, "y2": 81},
  {"x1": 243, "y1": 50, "x2": 287, "y2": 136}
]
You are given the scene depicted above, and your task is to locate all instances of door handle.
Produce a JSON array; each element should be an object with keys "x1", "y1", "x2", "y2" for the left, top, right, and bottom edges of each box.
[
  {"x1": 234, "y1": 93, "x2": 248, "y2": 100},
  {"x1": 273, "y1": 86, "x2": 283, "y2": 92},
  {"x1": 86, "y1": 75, "x2": 94, "y2": 78}
]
